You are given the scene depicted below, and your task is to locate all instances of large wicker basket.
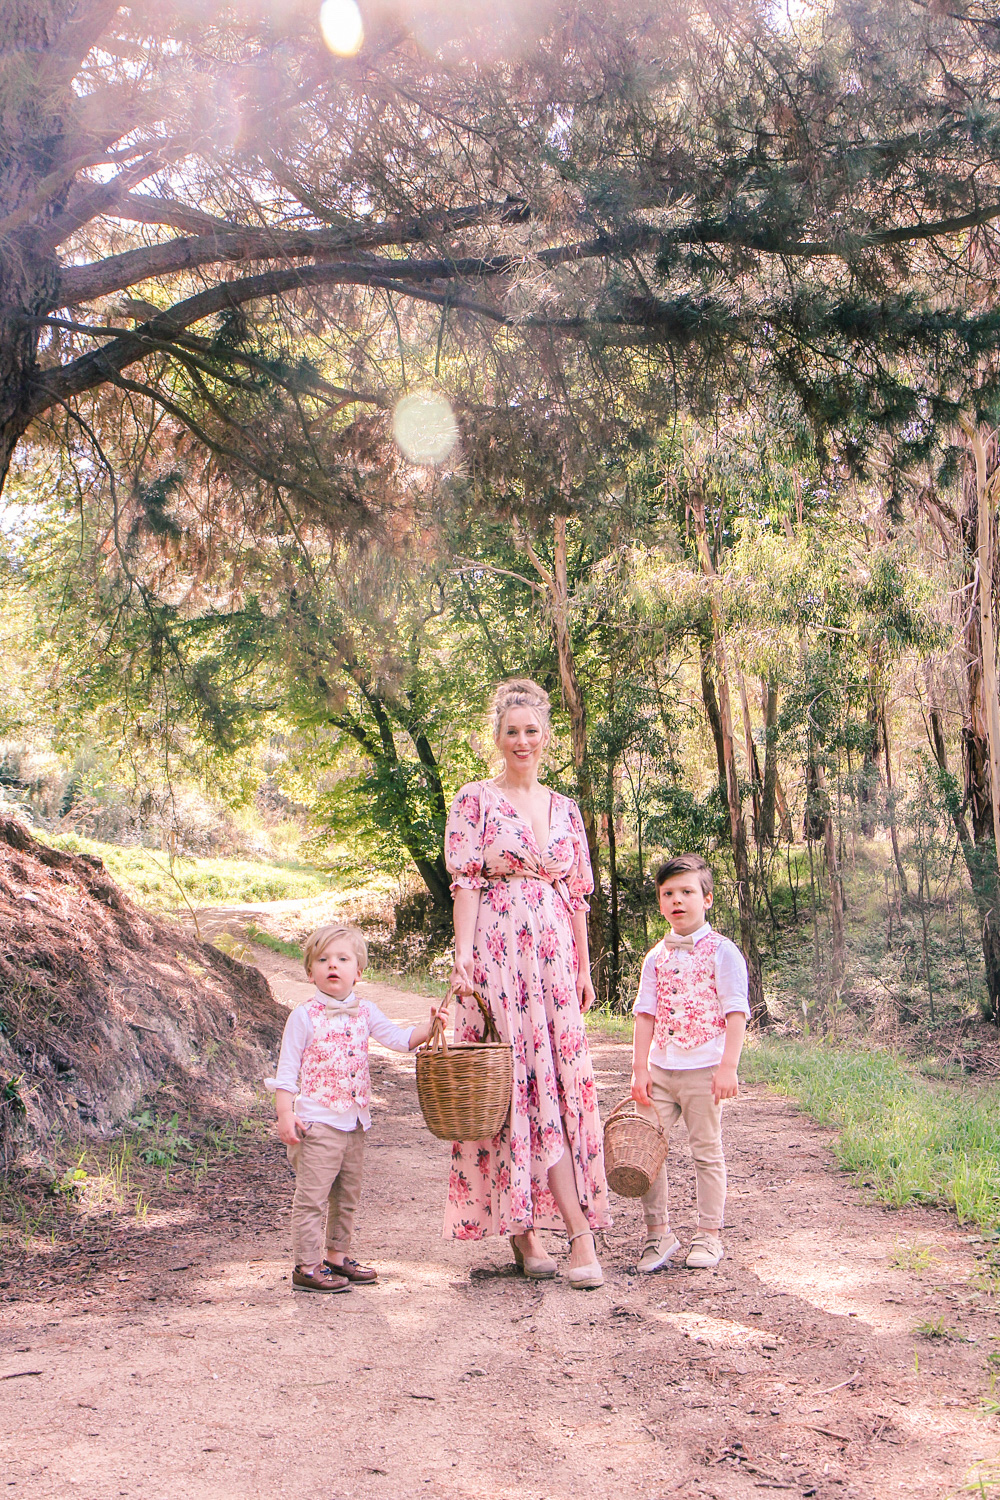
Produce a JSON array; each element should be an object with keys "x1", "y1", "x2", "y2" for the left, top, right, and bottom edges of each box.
[
  {"x1": 603, "y1": 1098, "x2": 668, "y2": 1197},
  {"x1": 416, "y1": 994, "x2": 513, "y2": 1142}
]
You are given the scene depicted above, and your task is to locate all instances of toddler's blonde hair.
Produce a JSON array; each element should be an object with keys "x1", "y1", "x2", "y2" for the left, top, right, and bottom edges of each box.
[
  {"x1": 491, "y1": 677, "x2": 551, "y2": 741},
  {"x1": 303, "y1": 923, "x2": 368, "y2": 975}
]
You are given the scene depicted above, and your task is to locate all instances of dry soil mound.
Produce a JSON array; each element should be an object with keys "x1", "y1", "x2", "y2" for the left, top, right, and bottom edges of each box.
[{"x1": 0, "y1": 816, "x2": 284, "y2": 1164}]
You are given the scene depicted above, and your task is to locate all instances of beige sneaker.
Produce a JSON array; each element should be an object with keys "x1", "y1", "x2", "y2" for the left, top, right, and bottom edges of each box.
[
  {"x1": 636, "y1": 1232, "x2": 681, "y2": 1273},
  {"x1": 685, "y1": 1232, "x2": 724, "y2": 1269}
]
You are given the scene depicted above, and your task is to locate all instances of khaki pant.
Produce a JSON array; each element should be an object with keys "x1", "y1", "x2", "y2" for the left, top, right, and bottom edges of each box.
[
  {"x1": 640, "y1": 1064, "x2": 726, "y2": 1233},
  {"x1": 289, "y1": 1121, "x2": 366, "y2": 1267}
]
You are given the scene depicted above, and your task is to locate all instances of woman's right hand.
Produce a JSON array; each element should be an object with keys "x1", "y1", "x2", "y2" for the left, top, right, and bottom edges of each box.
[{"x1": 449, "y1": 952, "x2": 475, "y2": 996}]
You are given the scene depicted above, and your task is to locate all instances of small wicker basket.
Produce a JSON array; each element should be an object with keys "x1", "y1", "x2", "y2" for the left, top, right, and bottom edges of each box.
[
  {"x1": 603, "y1": 1098, "x2": 668, "y2": 1197},
  {"x1": 416, "y1": 994, "x2": 513, "y2": 1142}
]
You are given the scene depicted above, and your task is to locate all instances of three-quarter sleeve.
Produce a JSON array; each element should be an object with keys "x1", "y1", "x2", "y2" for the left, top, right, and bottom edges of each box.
[
  {"x1": 565, "y1": 799, "x2": 595, "y2": 911},
  {"x1": 445, "y1": 782, "x2": 487, "y2": 892}
]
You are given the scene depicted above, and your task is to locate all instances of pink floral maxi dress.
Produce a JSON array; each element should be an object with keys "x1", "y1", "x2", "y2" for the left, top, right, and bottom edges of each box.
[{"x1": 443, "y1": 780, "x2": 611, "y2": 1239}]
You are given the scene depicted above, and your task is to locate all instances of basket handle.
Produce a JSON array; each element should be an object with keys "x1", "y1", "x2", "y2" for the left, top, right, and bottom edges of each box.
[
  {"x1": 420, "y1": 991, "x2": 500, "y2": 1052},
  {"x1": 606, "y1": 1096, "x2": 664, "y2": 1133}
]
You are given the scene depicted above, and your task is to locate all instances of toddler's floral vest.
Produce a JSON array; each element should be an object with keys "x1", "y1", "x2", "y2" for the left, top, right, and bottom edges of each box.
[
  {"x1": 653, "y1": 932, "x2": 726, "y2": 1052},
  {"x1": 298, "y1": 997, "x2": 372, "y2": 1113}
]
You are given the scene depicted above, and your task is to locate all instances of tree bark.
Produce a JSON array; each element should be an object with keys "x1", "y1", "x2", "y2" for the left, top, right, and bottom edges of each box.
[
  {"x1": 691, "y1": 499, "x2": 768, "y2": 1027},
  {"x1": 953, "y1": 423, "x2": 1000, "y2": 1022},
  {"x1": 519, "y1": 511, "x2": 607, "y2": 995},
  {"x1": 881, "y1": 700, "x2": 909, "y2": 898},
  {"x1": 0, "y1": 2, "x2": 83, "y2": 491},
  {"x1": 814, "y1": 759, "x2": 846, "y2": 986},
  {"x1": 736, "y1": 664, "x2": 763, "y2": 844},
  {"x1": 698, "y1": 627, "x2": 729, "y2": 816},
  {"x1": 759, "y1": 681, "x2": 792, "y2": 843}
]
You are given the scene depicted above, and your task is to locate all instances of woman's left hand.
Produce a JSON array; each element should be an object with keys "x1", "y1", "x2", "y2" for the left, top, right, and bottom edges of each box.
[{"x1": 576, "y1": 972, "x2": 596, "y2": 1014}]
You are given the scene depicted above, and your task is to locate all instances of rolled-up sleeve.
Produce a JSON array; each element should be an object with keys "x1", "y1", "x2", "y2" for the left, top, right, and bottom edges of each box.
[
  {"x1": 265, "y1": 1004, "x2": 313, "y2": 1093},
  {"x1": 365, "y1": 1001, "x2": 415, "y2": 1053},
  {"x1": 631, "y1": 947, "x2": 659, "y2": 1017},
  {"x1": 445, "y1": 783, "x2": 487, "y2": 892},
  {"x1": 716, "y1": 939, "x2": 750, "y2": 1016}
]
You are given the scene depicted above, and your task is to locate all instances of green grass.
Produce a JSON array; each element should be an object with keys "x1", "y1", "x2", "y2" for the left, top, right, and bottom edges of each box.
[
  {"x1": 743, "y1": 1039, "x2": 1000, "y2": 1231},
  {"x1": 245, "y1": 924, "x2": 303, "y2": 959},
  {"x1": 45, "y1": 833, "x2": 337, "y2": 910}
]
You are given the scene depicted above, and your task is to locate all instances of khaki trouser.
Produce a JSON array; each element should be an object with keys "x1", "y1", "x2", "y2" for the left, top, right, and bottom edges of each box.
[
  {"x1": 289, "y1": 1121, "x2": 366, "y2": 1266},
  {"x1": 640, "y1": 1064, "x2": 726, "y2": 1233}
]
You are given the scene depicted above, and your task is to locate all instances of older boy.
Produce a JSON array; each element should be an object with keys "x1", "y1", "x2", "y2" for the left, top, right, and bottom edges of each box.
[
  {"x1": 630, "y1": 854, "x2": 749, "y2": 1271},
  {"x1": 267, "y1": 923, "x2": 433, "y2": 1292}
]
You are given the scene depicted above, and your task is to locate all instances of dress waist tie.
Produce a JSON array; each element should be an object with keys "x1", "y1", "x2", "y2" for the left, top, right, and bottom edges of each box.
[{"x1": 485, "y1": 872, "x2": 575, "y2": 915}]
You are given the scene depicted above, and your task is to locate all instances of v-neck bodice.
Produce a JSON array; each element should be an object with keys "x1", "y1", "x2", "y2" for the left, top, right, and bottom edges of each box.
[
  {"x1": 488, "y1": 781, "x2": 553, "y2": 859},
  {"x1": 445, "y1": 779, "x2": 594, "y2": 903}
]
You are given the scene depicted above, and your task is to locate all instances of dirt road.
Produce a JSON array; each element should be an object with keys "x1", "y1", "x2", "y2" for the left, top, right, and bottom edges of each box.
[{"x1": 2, "y1": 950, "x2": 998, "y2": 1499}]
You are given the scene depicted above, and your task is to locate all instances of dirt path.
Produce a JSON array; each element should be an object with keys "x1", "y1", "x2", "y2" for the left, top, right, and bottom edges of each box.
[{"x1": 3, "y1": 941, "x2": 999, "y2": 1499}]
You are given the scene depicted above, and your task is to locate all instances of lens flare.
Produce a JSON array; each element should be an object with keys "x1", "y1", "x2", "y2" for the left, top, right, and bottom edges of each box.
[
  {"x1": 392, "y1": 391, "x2": 459, "y2": 466},
  {"x1": 319, "y1": 0, "x2": 364, "y2": 57}
]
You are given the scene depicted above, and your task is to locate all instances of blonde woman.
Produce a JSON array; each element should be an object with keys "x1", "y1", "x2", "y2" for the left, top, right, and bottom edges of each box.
[{"x1": 442, "y1": 679, "x2": 610, "y2": 1287}]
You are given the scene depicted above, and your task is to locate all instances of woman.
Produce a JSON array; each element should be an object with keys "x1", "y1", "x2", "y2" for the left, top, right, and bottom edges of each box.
[{"x1": 442, "y1": 678, "x2": 610, "y2": 1287}]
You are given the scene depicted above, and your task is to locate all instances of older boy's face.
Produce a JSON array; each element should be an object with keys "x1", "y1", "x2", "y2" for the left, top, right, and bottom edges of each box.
[
  {"x1": 658, "y1": 874, "x2": 712, "y2": 936},
  {"x1": 310, "y1": 941, "x2": 362, "y2": 999}
]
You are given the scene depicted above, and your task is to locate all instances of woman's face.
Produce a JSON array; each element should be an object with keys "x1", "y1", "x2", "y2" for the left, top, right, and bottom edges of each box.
[{"x1": 497, "y1": 705, "x2": 549, "y2": 777}]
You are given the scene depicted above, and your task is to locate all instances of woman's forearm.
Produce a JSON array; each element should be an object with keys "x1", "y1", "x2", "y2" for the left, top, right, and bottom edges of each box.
[
  {"x1": 453, "y1": 887, "x2": 480, "y2": 961},
  {"x1": 571, "y1": 907, "x2": 591, "y2": 978}
]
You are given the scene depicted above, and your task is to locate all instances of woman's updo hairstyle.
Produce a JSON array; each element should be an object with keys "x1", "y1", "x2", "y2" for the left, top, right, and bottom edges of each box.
[{"x1": 491, "y1": 678, "x2": 551, "y2": 742}]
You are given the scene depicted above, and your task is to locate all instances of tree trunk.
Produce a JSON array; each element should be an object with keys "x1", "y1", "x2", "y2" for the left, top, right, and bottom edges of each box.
[
  {"x1": 859, "y1": 692, "x2": 881, "y2": 838},
  {"x1": 759, "y1": 681, "x2": 792, "y2": 843},
  {"x1": 698, "y1": 627, "x2": 729, "y2": 825},
  {"x1": 0, "y1": 3, "x2": 79, "y2": 492},
  {"x1": 606, "y1": 760, "x2": 621, "y2": 1007},
  {"x1": 736, "y1": 664, "x2": 763, "y2": 844},
  {"x1": 520, "y1": 511, "x2": 607, "y2": 994},
  {"x1": 691, "y1": 499, "x2": 768, "y2": 1027},
  {"x1": 881, "y1": 700, "x2": 909, "y2": 898},
  {"x1": 814, "y1": 758, "x2": 846, "y2": 986},
  {"x1": 954, "y1": 423, "x2": 1000, "y2": 1022},
  {"x1": 759, "y1": 681, "x2": 778, "y2": 846}
]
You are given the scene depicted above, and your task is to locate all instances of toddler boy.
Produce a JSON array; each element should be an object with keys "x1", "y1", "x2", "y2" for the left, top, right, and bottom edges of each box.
[
  {"x1": 630, "y1": 854, "x2": 749, "y2": 1271},
  {"x1": 267, "y1": 923, "x2": 432, "y2": 1292}
]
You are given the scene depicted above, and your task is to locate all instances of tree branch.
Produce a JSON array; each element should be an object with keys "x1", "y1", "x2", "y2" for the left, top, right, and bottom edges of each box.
[{"x1": 55, "y1": 201, "x2": 531, "y2": 305}]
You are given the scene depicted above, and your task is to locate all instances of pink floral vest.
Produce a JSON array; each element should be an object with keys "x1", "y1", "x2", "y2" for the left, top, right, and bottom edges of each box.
[
  {"x1": 653, "y1": 933, "x2": 726, "y2": 1051},
  {"x1": 298, "y1": 997, "x2": 372, "y2": 1113}
]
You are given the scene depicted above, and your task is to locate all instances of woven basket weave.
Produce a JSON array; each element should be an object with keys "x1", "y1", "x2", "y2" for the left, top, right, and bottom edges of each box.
[
  {"x1": 416, "y1": 994, "x2": 513, "y2": 1142},
  {"x1": 603, "y1": 1098, "x2": 669, "y2": 1197}
]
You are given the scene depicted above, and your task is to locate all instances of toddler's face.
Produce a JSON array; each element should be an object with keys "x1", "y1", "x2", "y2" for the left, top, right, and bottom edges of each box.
[
  {"x1": 310, "y1": 940, "x2": 362, "y2": 999},
  {"x1": 658, "y1": 875, "x2": 712, "y2": 936}
]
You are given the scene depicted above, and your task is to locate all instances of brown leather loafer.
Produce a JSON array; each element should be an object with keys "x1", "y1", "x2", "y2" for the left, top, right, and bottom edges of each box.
[
  {"x1": 325, "y1": 1257, "x2": 378, "y2": 1284},
  {"x1": 293, "y1": 1264, "x2": 352, "y2": 1293}
]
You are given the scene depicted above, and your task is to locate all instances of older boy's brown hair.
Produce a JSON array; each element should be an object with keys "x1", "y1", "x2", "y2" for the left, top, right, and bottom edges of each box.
[
  {"x1": 303, "y1": 923, "x2": 368, "y2": 975},
  {"x1": 654, "y1": 853, "x2": 714, "y2": 896}
]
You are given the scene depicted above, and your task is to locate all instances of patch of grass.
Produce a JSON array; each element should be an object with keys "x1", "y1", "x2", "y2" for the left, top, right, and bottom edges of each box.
[
  {"x1": 585, "y1": 1005, "x2": 634, "y2": 1041},
  {"x1": 889, "y1": 1239, "x2": 937, "y2": 1273},
  {"x1": 246, "y1": 924, "x2": 302, "y2": 960},
  {"x1": 364, "y1": 964, "x2": 449, "y2": 999},
  {"x1": 915, "y1": 1316, "x2": 958, "y2": 1340},
  {"x1": 742, "y1": 1039, "x2": 1000, "y2": 1231},
  {"x1": 44, "y1": 833, "x2": 337, "y2": 910}
]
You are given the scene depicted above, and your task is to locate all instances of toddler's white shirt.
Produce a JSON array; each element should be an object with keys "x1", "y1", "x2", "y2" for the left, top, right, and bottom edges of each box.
[
  {"x1": 266, "y1": 990, "x2": 414, "y2": 1131},
  {"x1": 632, "y1": 923, "x2": 749, "y2": 1070}
]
